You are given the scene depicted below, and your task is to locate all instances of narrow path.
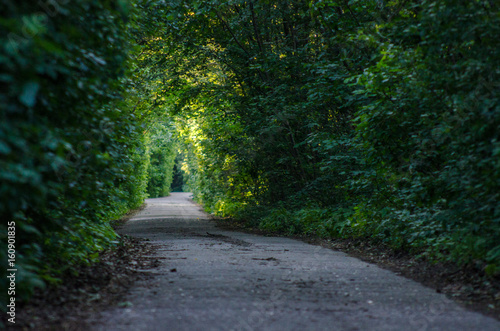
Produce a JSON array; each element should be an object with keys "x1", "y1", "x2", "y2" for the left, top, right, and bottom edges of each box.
[{"x1": 92, "y1": 193, "x2": 500, "y2": 330}]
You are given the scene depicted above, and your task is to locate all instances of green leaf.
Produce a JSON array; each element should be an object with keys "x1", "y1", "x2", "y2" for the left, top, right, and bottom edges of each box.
[
  {"x1": 19, "y1": 81, "x2": 40, "y2": 107},
  {"x1": 0, "y1": 141, "x2": 11, "y2": 154}
]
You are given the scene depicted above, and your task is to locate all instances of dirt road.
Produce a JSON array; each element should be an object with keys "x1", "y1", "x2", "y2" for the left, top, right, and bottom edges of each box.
[{"x1": 92, "y1": 193, "x2": 500, "y2": 330}]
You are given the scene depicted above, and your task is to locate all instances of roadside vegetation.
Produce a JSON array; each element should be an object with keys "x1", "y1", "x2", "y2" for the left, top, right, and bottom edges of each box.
[
  {"x1": 0, "y1": 1, "x2": 177, "y2": 308},
  {"x1": 137, "y1": 0, "x2": 500, "y2": 277},
  {"x1": 1, "y1": 0, "x2": 499, "y2": 310}
]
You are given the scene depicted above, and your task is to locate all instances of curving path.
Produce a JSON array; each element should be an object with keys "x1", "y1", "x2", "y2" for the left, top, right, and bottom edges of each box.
[{"x1": 92, "y1": 193, "x2": 500, "y2": 330}]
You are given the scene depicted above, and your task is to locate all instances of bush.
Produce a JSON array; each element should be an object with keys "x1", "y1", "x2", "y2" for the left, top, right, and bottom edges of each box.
[
  {"x1": 0, "y1": 0, "x2": 149, "y2": 305},
  {"x1": 146, "y1": 121, "x2": 177, "y2": 198},
  {"x1": 353, "y1": 0, "x2": 500, "y2": 271}
]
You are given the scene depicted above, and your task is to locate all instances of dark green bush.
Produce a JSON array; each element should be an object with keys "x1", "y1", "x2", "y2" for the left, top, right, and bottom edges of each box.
[
  {"x1": 352, "y1": 0, "x2": 500, "y2": 271},
  {"x1": 0, "y1": 0, "x2": 150, "y2": 306}
]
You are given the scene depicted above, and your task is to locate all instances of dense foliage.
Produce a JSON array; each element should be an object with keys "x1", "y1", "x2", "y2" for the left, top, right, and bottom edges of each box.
[
  {"x1": 146, "y1": 121, "x2": 177, "y2": 198},
  {"x1": 136, "y1": 0, "x2": 500, "y2": 274},
  {"x1": 352, "y1": 0, "x2": 500, "y2": 269},
  {"x1": 2, "y1": 0, "x2": 499, "y2": 308},
  {"x1": 0, "y1": 0, "x2": 176, "y2": 306}
]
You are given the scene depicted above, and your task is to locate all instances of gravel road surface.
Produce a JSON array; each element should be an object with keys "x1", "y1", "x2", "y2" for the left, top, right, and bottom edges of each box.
[{"x1": 93, "y1": 193, "x2": 500, "y2": 330}]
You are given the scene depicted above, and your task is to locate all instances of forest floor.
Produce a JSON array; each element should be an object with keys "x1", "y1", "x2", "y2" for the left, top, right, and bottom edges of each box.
[
  {"x1": 8, "y1": 194, "x2": 499, "y2": 330},
  {"x1": 8, "y1": 235, "x2": 158, "y2": 330},
  {"x1": 5, "y1": 206, "x2": 155, "y2": 331}
]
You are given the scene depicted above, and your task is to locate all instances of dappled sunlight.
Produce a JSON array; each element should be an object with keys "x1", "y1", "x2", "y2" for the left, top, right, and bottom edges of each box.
[{"x1": 2, "y1": 0, "x2": 499, "y2": 328}]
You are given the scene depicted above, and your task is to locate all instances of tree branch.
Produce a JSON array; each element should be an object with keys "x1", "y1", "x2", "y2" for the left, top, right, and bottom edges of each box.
[{"x1": 215, "y1": 10, "x2": 251, "y2": 57}]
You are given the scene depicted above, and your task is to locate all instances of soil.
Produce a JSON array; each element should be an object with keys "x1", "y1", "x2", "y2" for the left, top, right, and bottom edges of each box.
[
  {"x1": 215, "y1": 218, "x2": 500, "y2": 321},
  {"x1": 3, "y1": 205, "x2": 159, "y2": 331}
]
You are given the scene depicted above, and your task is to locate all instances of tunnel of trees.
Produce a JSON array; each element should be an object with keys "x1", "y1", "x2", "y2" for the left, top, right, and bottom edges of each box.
[{"x1": 1, "y1": 0, "x2": 499, "y2": 306}]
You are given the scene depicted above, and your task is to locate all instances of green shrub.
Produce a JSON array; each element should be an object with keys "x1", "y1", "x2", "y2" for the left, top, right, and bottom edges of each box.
[
  {"x1": 146, "y1": 121, "x2": 177, "y2": 198},
  {"x1": 0, "y1": 0, "x2": 150, "y2": 305},
  {"x1": 353, "y1": 0, "x2": 500, "y2": 270}
]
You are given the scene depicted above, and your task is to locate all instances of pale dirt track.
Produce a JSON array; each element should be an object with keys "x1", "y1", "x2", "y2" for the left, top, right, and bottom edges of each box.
[{"x1": 91, "y1": 193, "x2": 500, "y2": 331}]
